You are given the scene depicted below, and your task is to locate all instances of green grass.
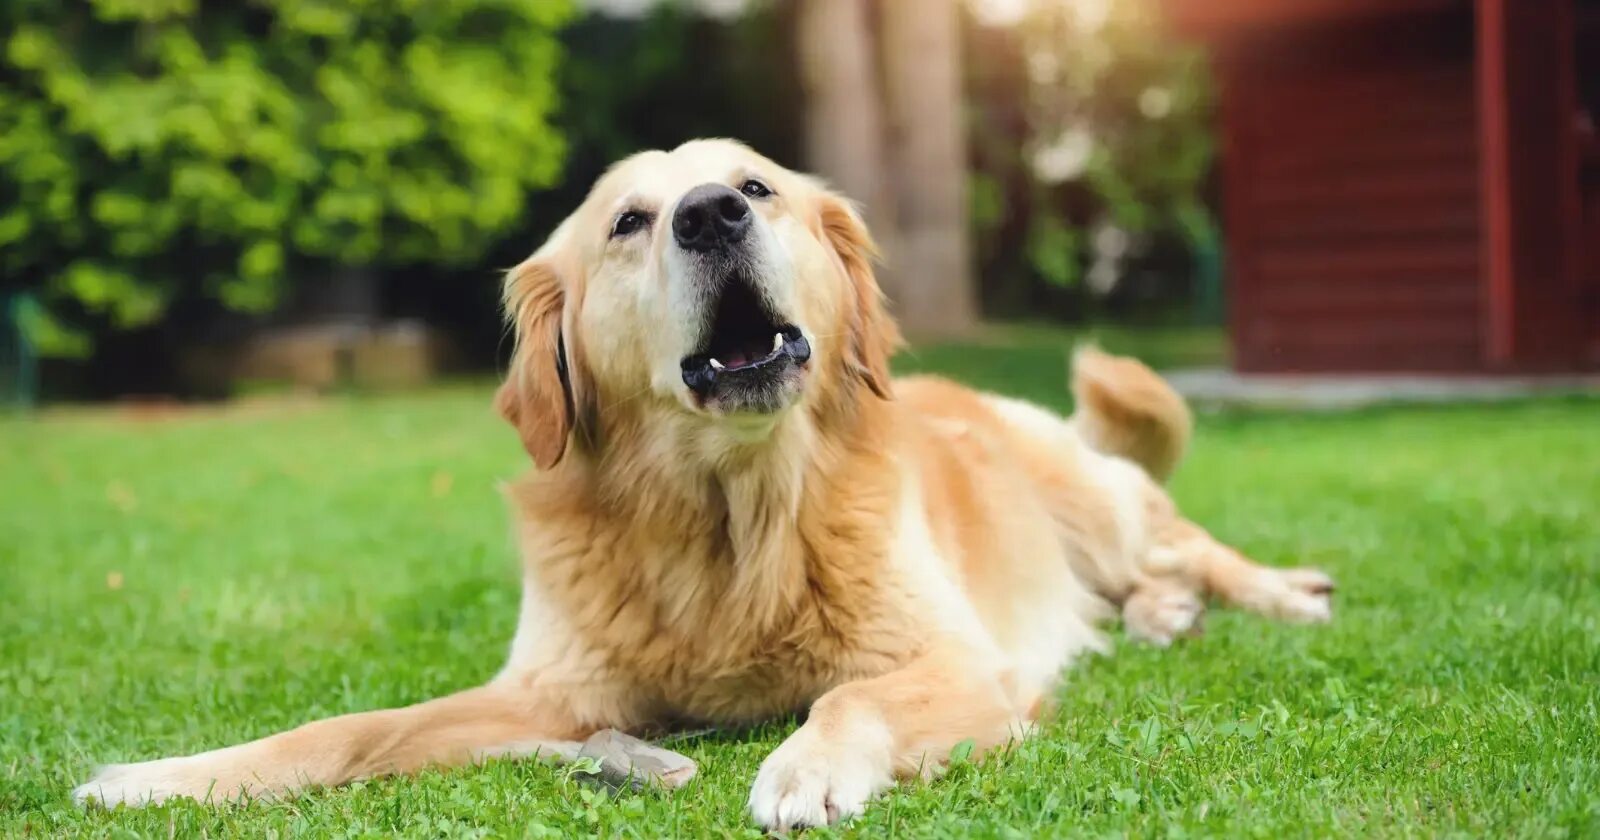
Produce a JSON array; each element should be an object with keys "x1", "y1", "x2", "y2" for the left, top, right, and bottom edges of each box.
[
  {"x1": 895, "y1": 323, "x2": 1227, "y2": 400},
  {"x1": 3, "y1": 330, "x2": 1598, "y2": 838}
]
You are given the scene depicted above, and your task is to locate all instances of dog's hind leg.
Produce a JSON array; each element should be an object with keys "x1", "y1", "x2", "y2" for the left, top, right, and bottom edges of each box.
[
  {"x1": 1121, "y1": 574, "x2": 1206, "y2": 646},
  {"x1": 74, "y1": 683, "x2": 598, "y2": 807},
  {"x1": 1146, "y1": 518, "x2": 1335, "y2": 625}
]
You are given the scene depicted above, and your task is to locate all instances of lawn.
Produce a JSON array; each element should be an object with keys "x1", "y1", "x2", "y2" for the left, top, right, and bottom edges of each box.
[{"x1": 3, "y1": 331, "x2": 1598, "y2": 838}]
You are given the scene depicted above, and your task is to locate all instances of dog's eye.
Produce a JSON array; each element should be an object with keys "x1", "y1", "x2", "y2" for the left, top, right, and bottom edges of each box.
[
  {"x1": 611, "y1": 211, "x2": 649, "y2": 239},
  {"x1": 739, "y1": 179, "x2": 773, "y2": 199}
]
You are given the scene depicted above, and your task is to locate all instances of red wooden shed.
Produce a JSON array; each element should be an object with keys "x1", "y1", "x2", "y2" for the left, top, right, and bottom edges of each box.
[{"x1": 1166, "y1": 0, "x2": 1600, "y2": 373}]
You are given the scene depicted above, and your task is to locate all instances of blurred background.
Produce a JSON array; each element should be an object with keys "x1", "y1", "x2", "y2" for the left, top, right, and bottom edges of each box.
[{"x1": 1, "y1": 0, "x2": 1597, "y2": 405}]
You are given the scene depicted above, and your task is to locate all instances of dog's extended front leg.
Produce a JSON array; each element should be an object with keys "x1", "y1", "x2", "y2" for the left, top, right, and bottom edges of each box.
[
  {"x1": 747, "y1": 644, "x2": 1023, "y2": 831},
  {"x1": 74, "y1": 682, "x2": 596, "y2": 807}
]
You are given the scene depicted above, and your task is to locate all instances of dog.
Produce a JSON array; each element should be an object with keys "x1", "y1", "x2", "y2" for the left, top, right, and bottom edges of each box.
[{"x1": 75, "y1": 140, "x2": 1333, "y2": 830}]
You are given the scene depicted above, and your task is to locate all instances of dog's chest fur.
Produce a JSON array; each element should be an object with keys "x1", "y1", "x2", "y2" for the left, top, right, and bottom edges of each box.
[{"x1": 502, "y1": 450, "x2": 926, "y2": 724}]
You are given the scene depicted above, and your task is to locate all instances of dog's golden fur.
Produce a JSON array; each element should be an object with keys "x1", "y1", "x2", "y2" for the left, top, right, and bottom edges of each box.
[{"x1": 77, "y1": 141, "x2": 1332, "y2": 829}]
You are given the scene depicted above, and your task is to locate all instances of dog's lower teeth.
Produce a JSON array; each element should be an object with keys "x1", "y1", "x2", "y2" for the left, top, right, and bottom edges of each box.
[
  {"x1": 772, "y1": 333, "x2": 784, "y2": 353},
  {"x1": 709, "y1": 358, "x2": 724, "y2": 370}
]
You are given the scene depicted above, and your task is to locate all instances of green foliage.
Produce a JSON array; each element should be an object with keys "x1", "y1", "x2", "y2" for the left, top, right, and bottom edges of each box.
[
  {"x1": 969, "y1": 0, "x2": 1217, "y2": 308},
  {"x1": 1023, "y1": 214, "x2": 1083, "y2": 289},
  {"x1": 12, "y1": 293, "x2": 91, "y2": 359},
  {"x1": 0, "y1": 0, "x2": 572, "y2": 355},
  {"x1": 1022, "y1": 0, "x2": 1215, "y2": 232}
]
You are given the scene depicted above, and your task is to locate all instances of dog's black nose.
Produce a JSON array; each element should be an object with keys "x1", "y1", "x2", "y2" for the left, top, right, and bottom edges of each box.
[{"x1": 673, "y1": 183, "x2": 751, "y2": 253}]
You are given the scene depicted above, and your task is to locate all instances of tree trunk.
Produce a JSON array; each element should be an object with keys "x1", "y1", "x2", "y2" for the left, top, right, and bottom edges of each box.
[
  {"x1": 879, "y1": 0, "x2": 977, "y2": 337},
  {"x1": 794, "y1": 0, "x2": 905, "y2": 308}
]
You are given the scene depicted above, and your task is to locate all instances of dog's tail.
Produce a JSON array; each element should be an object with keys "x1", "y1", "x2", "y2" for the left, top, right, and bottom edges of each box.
[{"x1": 1070, "y1": 346, "x2": 1192, "y2": 483}]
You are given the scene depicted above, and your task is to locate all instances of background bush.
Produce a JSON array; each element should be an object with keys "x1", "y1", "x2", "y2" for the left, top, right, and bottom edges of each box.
[{"x1": 0, "y1": 0, "x2": 571, "y2": 357}]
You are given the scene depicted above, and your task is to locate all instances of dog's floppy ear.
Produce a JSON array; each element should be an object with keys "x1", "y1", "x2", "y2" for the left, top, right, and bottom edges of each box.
[
  {"x1": 817, "y1": 192, "x2": 902, "y2": 399},
  {"x1": 496, "y1": 248, "x2": 575, "y2": 470}
]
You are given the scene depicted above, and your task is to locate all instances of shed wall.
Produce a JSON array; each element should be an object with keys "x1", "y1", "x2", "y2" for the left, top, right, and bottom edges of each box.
[{"x1": 1219, "y1": 12, "x2": 1485, "y2": 371}]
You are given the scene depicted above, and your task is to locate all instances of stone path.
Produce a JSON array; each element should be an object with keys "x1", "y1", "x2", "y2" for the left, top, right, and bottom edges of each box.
[{"x1": 1164, "y1": 368, "x2": 1600, "y2": 410}]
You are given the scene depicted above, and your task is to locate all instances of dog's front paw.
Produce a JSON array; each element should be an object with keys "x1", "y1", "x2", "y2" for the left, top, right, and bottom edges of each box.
[
  {"x1": 74, "y1": 751, "x2": 258, "y2": 808},
  {"x1": 748, "y1": 724, "x2": 893, "y2": 831},
  {"x1": 75, "y1": 758, "x2": 210, "y2": 808}
]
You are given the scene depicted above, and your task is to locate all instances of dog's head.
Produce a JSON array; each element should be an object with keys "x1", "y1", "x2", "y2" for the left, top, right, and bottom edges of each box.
[{"x1": 497, "y1": 139, "x2": 900, "y2": 469}]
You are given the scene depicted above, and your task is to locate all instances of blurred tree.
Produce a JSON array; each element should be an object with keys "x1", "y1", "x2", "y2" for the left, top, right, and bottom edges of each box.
[
  {"x1": 795, "y1": 0, "x2": 976, "y2": 337},
  {"x1": 881, "y1": 0, "x2": 977, "y2": 335},
  {"x1": 0, "y1": 0, "x2": 571, "y2": 357},
  {"x1": 795, "y1": 0, "x2": 901, "y2": 303}
]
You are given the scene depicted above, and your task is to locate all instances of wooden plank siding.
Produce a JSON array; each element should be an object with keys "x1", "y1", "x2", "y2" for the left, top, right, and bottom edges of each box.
[
  {"x1": 1219, "y1": 10, "x2": 1486, "y2": 371},
  {"x1": 1167, "y1": 0, "x2": 1461, "y2": 39},
  {"x1": 1477, "y1": 0, "x2": 1590, "y2": 370},
  {"x1": 1173, "y1": 0, "x2": 1599, "y2": 372},
  {"x1": 1580, "y1": 2, "x2": 1600, "y2": 364}
]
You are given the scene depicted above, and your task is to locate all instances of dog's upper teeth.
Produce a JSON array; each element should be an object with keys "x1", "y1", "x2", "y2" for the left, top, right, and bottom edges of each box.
[
  {"x1": 709, "y1": 358, "x2": 725, "y2": 370},
  {"x1": 772, "y1": 333, "x2": 784, "y2": 353}
]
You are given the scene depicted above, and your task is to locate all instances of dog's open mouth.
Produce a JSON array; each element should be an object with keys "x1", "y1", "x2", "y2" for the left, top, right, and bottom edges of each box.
[{"x1": 680, "y1": 275, "x2": 811, "y2": 410}]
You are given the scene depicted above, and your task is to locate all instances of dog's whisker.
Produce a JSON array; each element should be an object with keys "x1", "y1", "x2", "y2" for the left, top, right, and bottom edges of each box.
[{"x1": 600, "y1": 385, "x2": 653, "y2": 418}]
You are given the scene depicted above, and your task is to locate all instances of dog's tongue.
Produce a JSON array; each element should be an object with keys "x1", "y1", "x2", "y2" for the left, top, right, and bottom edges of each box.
[{"x1": 712, "y1": 335, "x2": 784, "y2": 371}]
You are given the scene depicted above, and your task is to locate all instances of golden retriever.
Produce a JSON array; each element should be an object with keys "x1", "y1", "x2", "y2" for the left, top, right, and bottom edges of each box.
[{"x1": 76, "y1": 139, "x2": 1334, "y2": 830}]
